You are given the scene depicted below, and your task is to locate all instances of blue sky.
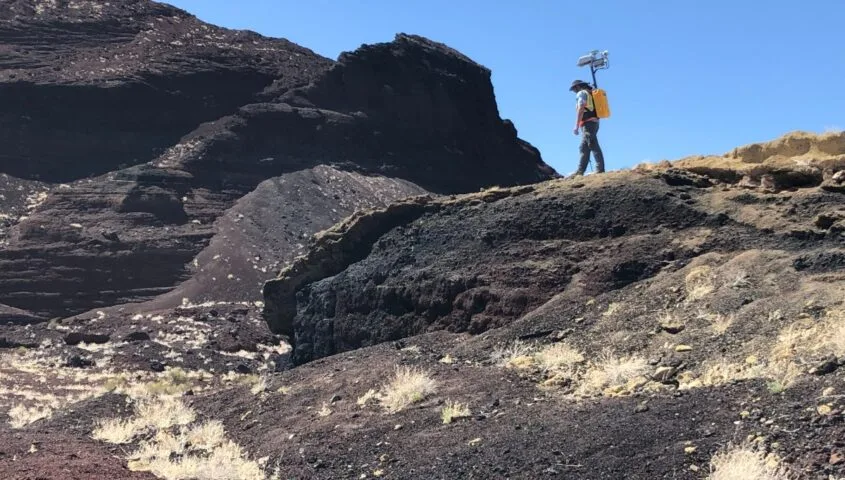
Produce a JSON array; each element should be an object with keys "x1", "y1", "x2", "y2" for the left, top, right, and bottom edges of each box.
[{"x1": 165, "y1": 0, "x2": 843, "y2": 175}]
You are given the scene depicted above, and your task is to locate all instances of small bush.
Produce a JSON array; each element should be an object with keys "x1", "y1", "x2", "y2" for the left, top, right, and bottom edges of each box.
[
  {"x1": 379, "y1": 366, "x2": 437, "y2": 414},
  {"x1": 185, "y1": 420, "x2": 226, "y2": 451},
  {"x1": 685, "y1": 265, "x2": 715, "y2": 301},
  {"x1": 92, "y1": 418, "x2": 139, "y2": 444},
  {"x1": 130, "y1": 432, "x2": 264, "y2": 480},
  {"x1": 490, "y1": 341, "x2": 534, "y2": 368},
  {"x1": 577, "y1": 351, "x2": 649, "y2": 396},
  {"x1": 356, "y1": 389, "x2": 378, "y2": 407},
  {"x1": 135, "y1": 396, "x2": 195, "y2": 430},
  {"x1": 441, "y1": 401, "x2": 471, "y2": 424},
  {"x1": 8, "y1": 403, "x2": 53, "y2": 428},
  {"x1": 708, "y1": 444, "x2": 791, "y2": 480},
  {"x1": 534, "y1": 343, "x2": 584, "y2": 374}
]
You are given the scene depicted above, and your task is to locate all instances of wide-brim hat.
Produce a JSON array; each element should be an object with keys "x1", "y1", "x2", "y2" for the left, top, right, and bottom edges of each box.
[{"x1": 569, "y1": 79, "x2": 590, "y2": 91}]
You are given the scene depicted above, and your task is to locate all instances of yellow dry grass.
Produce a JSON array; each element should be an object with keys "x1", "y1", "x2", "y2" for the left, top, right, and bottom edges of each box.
[
  {"x1": 685, "y1": 265, "x2": 715, "y2": 301},
  {"x1": 708, "y1": 444, "x2": 791, "y2": 480},
  {"x1": 441, "y1": 401, "x2": 471, "y2": 424},
  {"x1": 129, "y1": 429, "x2": 264, "y2": 480},
  {"x1": 576, "y1": 351, "x2": 650, "y2": 397},
  {"x1": 135, "y1": 396, "x2": 196, "y2": 430},
  {"x1": 533, "y1": 343, "x2": 585, "y2": 374},
  {"x1": 92, "y1": 417, "x2": 138, "y2": 444},
  {"x1": 7, "y1": 403, "x2": 53, "y2": 429},
  {"x1": 490, "y1": 340, "x2": 534, "y2": 369},
  {"x1": 356, "y1": 389, "x2": 379, "y2": 407},
  {"x1": 378, "y1": 366, "x2": 437, "y2": 414},
  {"x1": 771, "y1": 309, "x2": 845, "y2": 361}
]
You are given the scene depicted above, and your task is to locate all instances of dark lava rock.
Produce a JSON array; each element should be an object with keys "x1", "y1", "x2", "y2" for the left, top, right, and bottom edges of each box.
[
  {"x1": 235, "y1": 363, "x2": 252, "y2": 374},
  {"x1": 123, "y1": 332, "x2": 151, "y2": 343},
  {"x1": 265, "y1": 178, "x2": 709, "y2": 364},
  {"x1": 64, "y1": 355, "x2": 94, "y2": 369},
  {"x1": 64, "y1": 332, "x2": 110, "y2": 346},
  {"x1": 0, "y1": 10, "x2": 552, "y2": 321},
  {"x1": 0, "y1": 337, "x2": 37, "y2": 349},
  {"x1": 811, "y1": 356, "x2": 841, "y2": 376},
  {"x1": 150, "y1": 361, "x2": 166, "y2": 373}
]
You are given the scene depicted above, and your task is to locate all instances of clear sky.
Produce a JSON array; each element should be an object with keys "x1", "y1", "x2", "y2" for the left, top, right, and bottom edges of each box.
[{"x1": 164, "y1": 0, "x2": 843, "y2": 175}]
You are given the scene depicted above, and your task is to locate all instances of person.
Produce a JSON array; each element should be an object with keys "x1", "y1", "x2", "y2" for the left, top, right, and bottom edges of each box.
[{"x1": 570, "y1": 79, "x2": 605, "y2": 175}]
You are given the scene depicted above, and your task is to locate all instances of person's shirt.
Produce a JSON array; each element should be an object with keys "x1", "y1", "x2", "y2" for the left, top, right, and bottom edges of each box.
[{"x1": 576, "y1": 90, "x2": 592, "y2": 110}]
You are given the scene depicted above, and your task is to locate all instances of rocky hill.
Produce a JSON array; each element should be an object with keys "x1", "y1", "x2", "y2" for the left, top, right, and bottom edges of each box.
[
  {"x1": 2, "y1": 1, "x2": 845, "y2": 479},
  {"x1": 0, "y1": 0, "x2": 553, "y2": 322}
]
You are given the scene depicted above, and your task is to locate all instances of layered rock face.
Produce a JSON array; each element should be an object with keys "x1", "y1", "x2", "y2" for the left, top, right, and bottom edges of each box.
[
  {"x1": 0, "y1": 0, "x2": 330, "y2": 181},
  {"x1": 0, "y1": 1, "x2": 553, "y2": 321},
  {"x1": 264, "y1": 131, "x2": 845, "y2": 365}
]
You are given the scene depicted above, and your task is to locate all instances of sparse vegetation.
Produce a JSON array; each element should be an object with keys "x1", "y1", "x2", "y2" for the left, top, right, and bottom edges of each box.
[
  {"x1": 88, "y1": 385, "x2": 263, "y2": 480},
  {"x1": 356, "y1": 389, "x2": 379, "y2": 407},
  {"x1": 92, "y1": 417, "x2": 139, "y2": 444},
  {"x1": 8, "y1": 403, "x2": 53, "y2": 428},
  {"x1": 603, "y1": 302, "x2": 622, "y2": 317},
  {"x1": 533, "y1": 342, "x2": 584, "y2": 374},
  {"x1": 705, "y1": 312, "x2": 735, "y2": 336},
  {"x1": 250, "y1": 375, "x2": 269, "y2": 395},
  {"x1": 441, "y1": 401, "x2": 471, "y2": 424},
  {"x1": 184, "y1": 420, "x2": 226, "y2": 451},
  {"x1": 685, "y1": 265, "x2": 715, "y2": 301},
  {"x1": 490, "y1": 340, "x2": 534, "y2": 368},
  {"x1": 138, "y1": 367, "x2": 203, "y2": 397},
  {"x1": 135, "y1": 396, "x2": 196, "y2": 430},
  {"x1": 708, "y1": 444, "x2": 791, "y2": 480},
  {"x1": 577, "y1": 351, "x2": 649, "y2": 396},
  {"x1": 728, "y1": 270, "x2": 751, "y2": 288},
  {"x1": 378, "y1": 366, "x2": 437, "y2": 414},
  {"x1": 317, "y1": 403, "x2": 332, "y2": 417},
  {"x1": 129, "y1": 429, "x2": 264, "y2": 480}
]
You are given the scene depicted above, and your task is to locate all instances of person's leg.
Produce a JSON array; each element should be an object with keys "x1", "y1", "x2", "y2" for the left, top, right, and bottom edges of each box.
[
  {"x1": 587, "y1": 122, "x2": 605, "y2": 173},
  {"x1": 576, "y1": 126, "x2": 591, "y2": 175}
]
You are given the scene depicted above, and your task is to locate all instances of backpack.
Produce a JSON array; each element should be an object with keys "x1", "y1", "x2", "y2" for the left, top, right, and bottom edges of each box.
[{"x1": 591, "y1": 88, "x2": 611, "y2": 119}]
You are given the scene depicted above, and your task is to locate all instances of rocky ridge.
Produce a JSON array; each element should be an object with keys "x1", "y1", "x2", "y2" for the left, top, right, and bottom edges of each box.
[{"x1": 0, "y1": 2, "x2": 552, "y2": 321}]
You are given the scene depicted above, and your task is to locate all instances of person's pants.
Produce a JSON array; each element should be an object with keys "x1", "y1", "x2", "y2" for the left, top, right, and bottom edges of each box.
[{"x1": 576, "y1": 121, "x2": 605, "y2": 175}]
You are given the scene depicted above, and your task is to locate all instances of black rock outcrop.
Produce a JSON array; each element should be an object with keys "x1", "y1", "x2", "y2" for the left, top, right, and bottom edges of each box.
[{"x1": 0, "y1": 2, "x2": 554, "y2": 320}]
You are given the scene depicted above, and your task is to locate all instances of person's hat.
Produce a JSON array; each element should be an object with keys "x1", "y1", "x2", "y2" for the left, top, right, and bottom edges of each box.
[{"x1": 569, "y1": 79, "x2": 590, "y2": 91}]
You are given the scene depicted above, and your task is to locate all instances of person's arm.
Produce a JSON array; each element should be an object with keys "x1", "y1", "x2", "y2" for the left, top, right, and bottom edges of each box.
[
  {"x1": 573, "y1": 91, "x2": 585, "y2": 134},
  {"x1": 574, "y1": 104, "x2": 585, "y2": 134}
]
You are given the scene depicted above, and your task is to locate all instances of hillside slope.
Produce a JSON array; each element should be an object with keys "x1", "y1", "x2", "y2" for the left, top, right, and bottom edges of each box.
[
  {"x1": 2, "y1": 131, "x2": 844, "y2": 479},
  {"x1": 0, "y1": 1, "x2": 553, "y2": 321}
]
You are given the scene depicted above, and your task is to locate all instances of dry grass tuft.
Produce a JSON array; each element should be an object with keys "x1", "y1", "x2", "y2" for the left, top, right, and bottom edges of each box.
[
  {"x1": 129, "y1": 431, "x2": 264, "y2": 480},
  {"x1": 490, "y1": 341, "x2": 534, "y2": 368},
  {"x1": 602, "y1": 302, "x2": 622, "y2": 317},
  {"x1": 249, "y1": 376, "x2": 269, "y2": 395},
  {"x1": 534, "y1": 343, "x2": 584, "y2": 374},
  {"x1": 768, "y1": 309, "x2": 845, "y2": 369},
  {"x1": 317, "y1": 403, "x2": 333, "y2": 417},
  {"x1": 8, "y1": 403, "x2": 53, "y2": 428},
  {"x1": 356, "y1": 389, "x2": 378, "y2": 407},
  {"x1": 441, "y1": 401, "x2": 471, "y2": 424},
  {"x1": 698, "y1": 311, "x2": 735, "y2": 335},
  {"x1": 577, "y1": 351, "x2": 649, "y2": 396},
  {"x1": 685, "y1": 265, "x2": 715, "y2": 301},
  {"x1": 128, "y1": 367, "x2": 207, "y2": 398},
  {"x1": 184, "y1": 420, "x2": 226, "y2": 451},
  {"x1": 135, "y1": 396, "x2": 196, "y2": 430},
  {"x1": 92, "y1": 417, "x2": 139, "y2": 444},
  {"x1": 727, "y1": 269, "x2": 752, "y2": 288},
  {"x1": 708, "y1": 444, "x2": 791, "y2": 480},
  {"x1": 681, "y1": 358, "x2": 803, "y2": 392},
  {"x1": 378, "y1": 366, "x2": 437, "y2": 414}
]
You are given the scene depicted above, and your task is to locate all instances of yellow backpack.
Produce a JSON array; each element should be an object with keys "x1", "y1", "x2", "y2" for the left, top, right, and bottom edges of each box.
[{"x1": 591, "y1": 88, "x2": 611, "y2": 119}]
